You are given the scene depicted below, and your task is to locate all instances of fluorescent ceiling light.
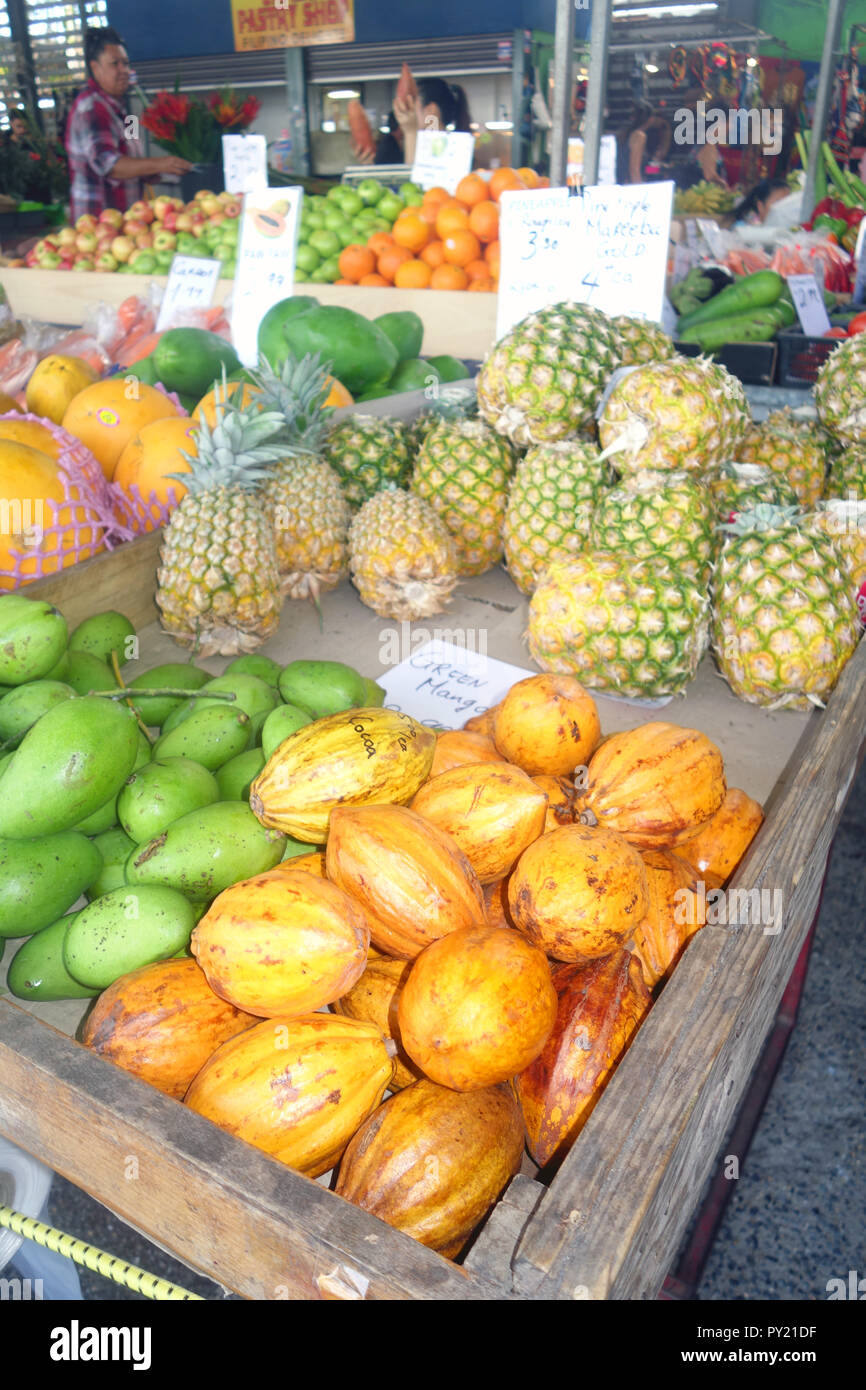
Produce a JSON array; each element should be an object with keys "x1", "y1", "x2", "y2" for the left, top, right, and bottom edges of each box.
[
  {"x1": 645, "y1": 62, "x2": 659, "y2": 72},
  {"x1": 615, "y1": 3, "x2": 718, "y2": 17},
  {"x1": 327, "y1": 88, "x2": 360, "y2": 99},
  {"x1": 321, "y1": 120, "x2": 336, "y2": 132},
  {"x1": 747, "y1": 56, "x2": 758, "y2": 67},
  {"x1": 486, "y1": 120, "x2": 513, "y2": 130}
]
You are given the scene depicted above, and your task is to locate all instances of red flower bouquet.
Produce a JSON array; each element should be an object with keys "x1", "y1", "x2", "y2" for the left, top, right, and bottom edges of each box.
[{"x1": 141, "y1": 85, "x2": 259, "y2": 163}]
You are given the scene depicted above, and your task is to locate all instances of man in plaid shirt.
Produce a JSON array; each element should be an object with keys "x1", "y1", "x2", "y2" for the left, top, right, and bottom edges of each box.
[{"x1": 66, "y1": 27, "x2": 191, "y2": 223}]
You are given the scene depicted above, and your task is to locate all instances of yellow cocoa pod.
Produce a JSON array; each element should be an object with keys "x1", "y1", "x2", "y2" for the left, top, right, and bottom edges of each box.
[
  {"x1": 411, "y1": 762, "x2": 547, "y2": 884},
  {"x1": 332, "y1": 956, "x2": 421, "y2": 1089}
]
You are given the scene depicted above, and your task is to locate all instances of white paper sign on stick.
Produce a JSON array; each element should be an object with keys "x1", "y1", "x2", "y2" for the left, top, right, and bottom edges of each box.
[
  {"x1": 410, "y1": 130, "x2": 474, "y2": 193},
  {"x1": 155, "y1": 254, "x2": 222, "y2": 331},
  {"x1": 378, "y1": 638, "x2": 536, "y2": 729},
  {"x1": 232, "y1": 186, "x2": 302, "y2": 367},
  {"x1": 786, "y1": 273, "x2": 832, "y2": 336},
  {"x1": 222, "y1": 133, "x2": 267, "y2": 194},
  {"x1": 496, "y1": 187, "x2": 576, "y2": 340},
  {"x1": 566, "y1": 134, "x2": 617, "y2": 187},
  {"x1": 574, "y1": 181, "x2": 674, "y2": 323}
]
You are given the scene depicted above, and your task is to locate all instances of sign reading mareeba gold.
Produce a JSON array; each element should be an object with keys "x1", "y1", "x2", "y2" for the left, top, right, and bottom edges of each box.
[{"x1": 231, "y1": 0, "x2": 354, "y2": 51}]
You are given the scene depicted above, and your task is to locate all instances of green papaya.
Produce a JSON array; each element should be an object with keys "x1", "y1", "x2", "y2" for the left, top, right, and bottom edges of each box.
[
  {"x1": 0, "y1": 831, "x2": 102, "y2": 938},
  {"x1": 260, "y1": 703, "x2": 312, "y2": 760},
  {"x1": 388, "y1": 358, "x2": 441, "y2": 395},
  {"x1": 118, "y1": 757, "x2": 220, "y2": 843},
  {"x1": 63, "y1": 885, "x2": 197, "y2": 989},
  {"x1": 125, "y1": 801, "x2": 285, "y2": 902},
  {"x1": 127, "y1": 662, "x2": 211, "y2": 727},
  {"x1": 152, "y1": 328, "x2": 242, "y2": 399},
  {"x1": 0, "y1": 596, "x2": 68, "y2": 686},
  {"x1": 0, "y1": 696, "x2": 139, "y2": 838},
  {"x1": 425, "y1": 354, "x2": 470, "y2": 383},
  {"x1": 375, "y1": 310, "x2": 424, "y2": 363},
  {"x1": 257, "y1": 295, "x2": 320, "y2": 367},
  {"x1": 215, "y1": 747, "x2": 266, "y2": 801},
  {"x1": 7, "y1": 913, "x2": 100, "y2": 1001},
  {"x1": 64, "y1": 650, "x2": 116, "y2": 695},
  {"x1": 152, "y1": 705, "x2": 251, "y2": 770},
  {"x1": 124, "y1": 355, "x2": 158, "y2": 387},
  {"x1": 0, "y1": 680, "x2": 75, "y2": 742},
  {"x1": 68, "y1": 611, "x2": 136, "y2": 668},
  {"x1": 87, "y1": 827, "x2": 136, "y2": 899},
  {"x1": 269, "y1": 305, "x2": 398, "y2": 396},
  {"x1": 278, "y1": 659, "x2": 366, "y2": 718}
]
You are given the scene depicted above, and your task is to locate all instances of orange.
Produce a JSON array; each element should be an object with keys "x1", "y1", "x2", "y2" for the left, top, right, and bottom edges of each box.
[
  {"x1": 377, "y1": 245, "x2": 414, "y2": 282},
  {"x1": 324, "y1": 377, "x2": 354, "y2": 408},
  {"x1": 468, "y1": 277, "x2": 497, "y2": 292},
  {"x1": 420, "y1": 239, "x2": 447, "y2": 268},
  {"x1": 61, "y1": 378, "x2": 181, "y2": 481},
  {"x1": 338, "y1": 244, "x2": 377, "y2": 282},
  {"x1": 422, "y1": 185, "x2": 451, "y2": 208},
  {"x1": 394, "y1": 258, "x2": 433, "y2": 289},
  {"x1": 468, "y1": 200, "x2": 499, "y2": 243},
  {"x1": 392, "y1": 210, "x2": 431, "y2": 253},
  {"x1": 537, "y1": 175, "x2": 551, "y2": 187},
  {"x1": 114, "y1": 414, "x2": 198, "y2": 518},
  {"x1": 485, "y1": 240, "x2": 501, "y2": 278},
  {"x1": 430, "y1": 263, "x2": 469, "y2": 291},
  {"x1": 359, "y1": 273, "x2": 391, "y2": 286},
  {"x1": 489, "y1": 167, "x2": 527, "y2": 203},
  {"x1": 455, "y1": 173, "x2": 491, "y2": 207},
  {"x1": 443, "y1": 229, "x2": 481, "y2": 267},
  {"x1": 435, "y1": 202, "x2": 470, "y2": 239},
  {"x1": 417, "y1": 202, "x2": 441, "y2": 227},
  {"x1": 367, "y1": 231, "x2": 395, "y2": 257},
  {"x1": 465, "y1": 259, "x2": 490, "y2": 281},
  {"x1": 516, "y1": 167, "x2": 541, "y2": 189},
  {"x1": 193, "y1": 381, "x2": 261, "y2": 430}
]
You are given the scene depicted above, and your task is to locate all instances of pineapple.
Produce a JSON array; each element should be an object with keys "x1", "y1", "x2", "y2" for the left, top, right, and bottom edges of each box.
[
  {"x1": 156, "y1": 394, "x2": 288, "y2": 657},
  {"x1": 348, "y1": 487, "x2": 460, "y2": 620},
  {"x1": 503, "y1": 441, "x2": 610, "y2": 595},
  {"x1": 598, "y1": 356, "x2": 750, "y2": 475},
  {"x1": 413, "y1": 417, "x2": 516, "y2": 576},
  {"x1": 476, "y1": 301, "x2": 621, "y2": 446},
  {"x1": 612, "y1": 315, "x2": 676, "y2": 366},
  {"x1": 738, "y1": 412, "x2": 826, "y2": 507},
  {"x1": 253, "y1": 354, "x2": 350, "y2": 602},
  {"x1": 814, "y1": 333, "x2": 866, "y2": 447},
  {"x1": 528, "y1": 552, "x2": 709, "y2": 700},
  {"x1": 324, "y1": 415, "x2": 412, "y2": 508},
  {"x1": 709, "y1": 463, "x2": 799, "y2": 523},
  {"x1": 825, "y1": 447, "x2": 866, "y2": 500},
  {"x1": 712, "y1": 506, "x2": 860, "y2": 710},
  {"x1": 589, "y1": 470, "x2": 714, "y2": 587},
  {"x1": 804, "y1": 500, "x2": 866, "y2": 619}
]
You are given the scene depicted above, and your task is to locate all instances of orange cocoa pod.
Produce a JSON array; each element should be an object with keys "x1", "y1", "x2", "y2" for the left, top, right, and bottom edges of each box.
[
  {"x1": 462, "y1": 703, "x2": 501, "y2": 736},
  {"x1": 508, "y1": 823, "x2": 649, "y2": 963},
  {"x1": 532, "y1": 774, "x2": 576, "y2": 832},
  {"x1": 678, "y1": 787, "x2": 764, "y2": 883},
  {"x1": 326, "y1": 804, "x2": 486, "y2": 960},
  {"x1": 575, "y1": 722, "x2": 726, "y2": 849},
  {"x1": 336, "y1": 1079, "x2": 524, "y2": 1257},
  {"x1": 411, "y1": 762, "x2": 548, "y2": 884},
  {"x1": 493, "y1": 673, "x2": 601, "y2": 776},
  {"x1": 185, "y1": 1013, "x2": 395, "y2": 1178},
  {"x1": 630, "y1": 850, "x2": 707, "y2": 990},
  {"x1": 515, "y1": 951, "x2": 650, "y2": 1170},
  {"x1": 397, "y1": 925, "x2": 557, "y2": 1091},
  {"x1": 267, "y1": 851, "x2": 326, "y2": 876},
  {"x1": 191, "y1": 870, "x2": 369, "y2": 1018},
  {"x1": 429, "y1": 728, "x2": 506, "y2": 778},
  {"x1": 82, "y1": 958, "x2": 256, "y2": 1100},
  {"x1": 332, "y1": 956, "x2": 421, "y2": 1089},
  {"x1": 483, "y1": 876, "x2": 515, "y2": 930}
]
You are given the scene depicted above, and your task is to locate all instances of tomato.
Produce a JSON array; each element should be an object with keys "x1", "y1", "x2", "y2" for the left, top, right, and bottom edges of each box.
[
  {"x1": 824, "y1": 327, "x2": 849, "y2": 338},
  {"x1": 846, "y1": 312, "x2": 866, "y2": 336}
]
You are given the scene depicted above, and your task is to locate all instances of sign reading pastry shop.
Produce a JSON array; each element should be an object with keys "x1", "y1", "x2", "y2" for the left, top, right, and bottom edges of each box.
[{"x1": 231, "y1": 0, "x2": 354, "y2": 51}]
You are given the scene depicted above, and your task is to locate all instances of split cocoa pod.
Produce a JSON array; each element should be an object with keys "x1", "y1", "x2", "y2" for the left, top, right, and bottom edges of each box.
[
  {"x1": 82, "y1": 957, "x2": 257, "y2": 1100},
  {"x1": 515, "y1": 950, "x2": 651, "y2": 1170},
  {"x1": 411, "y1": 762, "x2": 548, "y2": 884},
  {"x1": 336, "y1": 1079, "x2": 524, "y2": 1257},
  {"x1": 631, "y1": 849, "x2": 708, "y2": 990},
  {"x1": 397, "y1": 925, "x2": 557, "y2": 1091},
  {"x1": 508, "y1": 823, "x2": 649, "y2": 963},
  {"x1": 678, "y1": 787, "x2": 764, "y2": 884},
  {"x1": 493, "y1": 673, "x2": 601, "y2": 776},
  {"x1": 332, "y1": 956, "x2": 421, "y2": 1090},
  {"x1": 185, "y1": 1013, "x2": 395, "y2": 1178},
  {"x1": 326, "y1": 804, "x2": 486, "y2": 959}
]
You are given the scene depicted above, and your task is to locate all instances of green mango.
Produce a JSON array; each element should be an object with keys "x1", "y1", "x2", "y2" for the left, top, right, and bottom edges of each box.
[
  {"x1": 68, "y1": 611, "x2": 136, "y2": 668},
  {"x1": 280, "y1": 836, "x2": 321, "y2": 862},
  {"x1": 260, "y1": 703, "x2": 312, "y2": 760},
  {"x1": 425, "y1": 354, "x2": 470, "y2": 383},
  {"x1": 215, "y1": 747, "x2": 266, "y2": 801},
  {"x1": 161, "y1": 673, "x2": 278, "y2": 733},
  {"x1": 118, "y1": 757, "x2": 220, "y2": 843},
  {"x1": 152, "y1": 705, "x2": 251, "y2": 770},
  {"x1": 65, "y1": 651, "x2": 116, "y2": 695},
  {"x1": 278, "y1": 660, "x2": 366, "y2": 718},
  {"x1": 271, "y1": 305, "x2": 398, "y2": 396},
  {"x1": 223, "y1": 654, "x2": 282, "y2": 688},
  {"x1": 388, "y1": 358, "x2": 441, "y2": 395},
  {"x1": 73, "y1": 730, "x2": 151, "y2": 835},
  {"x1": 127, "y1": 662, "x2": 211, "y2": 728},
  {"x1": 248, "y1": 710, "x2": 269, "y2": 743},
  {"x1": 0, "y1": 697, "x2": 139, "y2": 838},
  {"x1": 43, "y1": 651, "x2": 70, "y2": 681},
  {"x1": 0, "y1": 596, "x2": 68, "y2": 686},
  {"x1": 374, "y1": 310, "x2": 424, "y2": 363},
  {"x1": 361, "y1": 677, "x2": 386, "y2": 708},
  {"x1": 7, "y1": 913, "x2": 100, "y2": 1001},
  {"x1": 125, "y1": 801, "x2": 285, "y2": 902},
  {"x1": 0, "y1": 680, "x2": 75, "y2": 741},
  {"x1": 87, "y1": 827, "x2": 136, "y2": 899},
  {"x1": 63, "y1": 885, "x2": 197, "y2": 989},
  {"x1": 0, "y1": 831, "x2": 102, "y2": 938}
]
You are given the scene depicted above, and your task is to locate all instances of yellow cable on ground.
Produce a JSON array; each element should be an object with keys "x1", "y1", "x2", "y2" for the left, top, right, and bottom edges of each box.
[{"x1": 0, "y1": 1204, "x2": 203, "y2": 1300}]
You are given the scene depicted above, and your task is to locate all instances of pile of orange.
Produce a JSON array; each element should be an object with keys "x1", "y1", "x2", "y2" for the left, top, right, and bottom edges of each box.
[{"x1": 334, "y1": 167, "x2": 547, "y2": 292}]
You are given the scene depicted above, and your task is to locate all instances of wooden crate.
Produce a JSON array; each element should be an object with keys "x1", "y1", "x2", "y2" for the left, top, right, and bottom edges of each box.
[{"x1": 1, "y1": 532, "x2": 864, "y2": 1299}]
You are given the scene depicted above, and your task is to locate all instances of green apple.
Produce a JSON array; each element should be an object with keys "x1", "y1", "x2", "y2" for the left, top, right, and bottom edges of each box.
[
  {"x1": 154, "y1": 250, "x2": 174, "y2": 269},
  {"x1": 357, "y1": 178, "x2": 384, "y2": 206},
  {"x1": 400, "y1": 181, "x2": 422, "y2": 200},
  {"x1": 308, "y1": 228, "x2": 340, "y2": 258},
  {"x1": 294, "y1": 267, "x2": 311, "y2": 283},
  {"x1": 296, "y1": 243, "x2": 321, "y2": 273},
  {"x1": 333, "y1": 222, "x2": 357, "y2": 249},
  {"x1": 326, "y1": 184, "x2": 345, "y2": 202},
  {"x1": 323, "y1": 207, "x2": 348, "y2": 231},
  {"x1": 402, "y1": 188, "x2": 424, "y2": 207},
  {"x1": 311, "y1": 255, "x2": 341, "y2": 283},
  {"x1": 338, "y1": 189, "x2": 364, "y2": 216},
  {"x1": 377, "y1": 193, "x2": 405, "y2": 221},
  {"x1": 305, "y1": 210, "x2": 325, "y2": 230}
]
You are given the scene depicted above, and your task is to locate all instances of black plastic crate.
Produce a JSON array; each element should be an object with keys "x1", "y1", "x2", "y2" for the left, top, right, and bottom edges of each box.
[
  {"x1": 674, "y1": 339, "x2": 778, "y2": 386},
  {"x1": 776, "y1": 330, "x2": 842, "y2": 389}
]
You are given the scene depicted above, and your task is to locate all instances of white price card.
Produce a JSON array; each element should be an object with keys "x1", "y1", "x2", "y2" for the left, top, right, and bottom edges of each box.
[
  {"x1": 155, "y1": 254, "x2": 222, "y2": 331},
  {"x1": 410, "y1": 130, "x2": 474, "y2": 194},
  {"x1": 378, "y1": 638, "x2": 535, "y2": 729},
  {"x1": 496, "y1": 187, "x2": 576, "y2": 340},
  {"x1": 232, "y1": 186, "x2": 302, "y2": 368},
  {"x1": 697, "y1": 216, "x2": 724, "y2": 259},
  {"x1": 222, "y1": 133, "x2": 267, "y2": 194},
  {"x1": 566, "y1": 134, "x2": 616, "y2": 187},
  {"x1": 574, "y1": 181, "x2": 674, "y2": 323},
  {"x1": 787, "y1": 273, "x2": 832, "y2": 337}
]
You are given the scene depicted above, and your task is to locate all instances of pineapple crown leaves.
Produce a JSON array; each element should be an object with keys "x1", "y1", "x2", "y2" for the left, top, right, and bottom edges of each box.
[
  {"x1": 719, "y1": 503, "x2": 802, "y2": 536},
  {"x1": 173, "y1": 366, "x2": 289, "y2": 495},
  {"x1": 250, "y1": 351, "x2": 335, "y2": 455}
]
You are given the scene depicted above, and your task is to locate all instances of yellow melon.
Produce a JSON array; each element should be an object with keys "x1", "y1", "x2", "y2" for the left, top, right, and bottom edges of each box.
[
  {"x1": 61, "y1": 379, "x2": 181, "y2": 481},
  {"x1": 114, "y1": 416, "x2": 199, "y2": 519},
  {"x1": 0, "y1": 417, "x2": 61, "y2": 458},
  {"x1": 0, "y1": 393, "x2": 22, "y2": 415},
  {"x1": 0, "y1": 440, "x2": 104, "y2": 587},
  {"x1": 25, "y1": 355, "x2": 98, "y2": 425}
]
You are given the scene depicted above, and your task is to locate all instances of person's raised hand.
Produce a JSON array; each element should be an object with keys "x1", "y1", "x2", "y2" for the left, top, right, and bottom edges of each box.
[{"x1": 157, "y1": 155, "x2": 194, "y2": 175}]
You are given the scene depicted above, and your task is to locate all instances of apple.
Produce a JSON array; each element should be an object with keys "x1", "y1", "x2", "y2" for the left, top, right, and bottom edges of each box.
[
  {"x1": 123, "y1": 218, "x2": 147, "y2": 237},
  {"x1": 59, "y1": 245, "x2": 77, "y2": 263},
  {"x1": 38, "y1": 252, "x2": 63, "y2": 268},
  {"x1": 170, "y1": 197, "x2": 185, "y2": 211},
  {"x1": 174, "y1": 213, "x2": 194, "y2": 232},
  {"x1": 57, "y1": 227, "x2": 78, "y2": 247},
  {"x1": 25, "y1": 250, "x2": 40, "y2": 267},
  {"x1": 72, "y1": 257, "x2": 95, "y2": 272},
  {"x1": 199, "y1": 195, "x2": 221, "y2": 217},
  {"x1": 191, "y1": 221, "x2": 208, "y2": 238},
  {"x1": 153, "y1": 229, "x2": 177, "y2": 252},
  {"x1": 161, "y1": 210, "x2": 178, "y2": 231},
  {"x1": 126, "y1": 200, "x2": 155, "y2": 224},
  {"x1": 151, "y1": 196, "x2": 173, "y2": 221},
  {"x1": 221, "y1": 200, "x2": 241, "y2": 218},
  {"x1": 111, "y1": 235, "x2": 135, "y2": 263},
  {"x1": 75, "y1": 232, "x2": 97, "y2": 253},
  {"x1": 206, "y1": 212, "x2": 226, "y2": 228},
  {"x1": 96, "y1": 252, "x2": 118, "y2": 272},
  {"x1": 75, "y1": 214, "x2": 98, "y2": 234},
  {"x1": 99, "y1": 207, "x2": 124, "y2": 230},
  {"x1": 134, "y1": 232, "x2": 153, "y2": 250}
]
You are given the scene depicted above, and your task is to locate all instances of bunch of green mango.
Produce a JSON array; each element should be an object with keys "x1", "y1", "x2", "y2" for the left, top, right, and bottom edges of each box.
[{"x1": 0, "y1": 594, "x2": 386, "y2": 1003}]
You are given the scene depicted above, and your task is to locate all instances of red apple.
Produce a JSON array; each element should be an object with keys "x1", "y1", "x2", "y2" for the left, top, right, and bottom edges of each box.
[
  {"x1": 75, "y1": 232, "x2": 97, "y2": 253},
  {"x1": 206, "y1": 212, "x2": 226, "y2": 228},
  {"x1": 75, "y1": 214, "x2": 98, "y2": 234},
  {"x1": 99, "y1": 207, "x2": 124, "y2": 230},
  {"x1": 161, "y1": 210, "x2": 178, "y2": 231},
  {"x1": 174, "y1": 213, "x2": 194, "y2": 232},
  {"x1": 221, "y1": 200, "x2": 241, "y2": 218},
  {"x1": 199, "y1": 196, "x2": 221, "y2": 217},
  {"x1": 111, "y1": 235, "x2": 135, "y2": 263},
  {"x1": 57, "y1": 227, "x2": 78, "y2": 247},
  {"x1": 134, "y1": 232, "x2": 154, "y2": 250},
  {"x1": 126, "y1": 200, "x2": 155, "y2": 224},
  {"x1": 123, "y1": 218, "x2": 147, "y2": 236},
  {"x1": 151, "y1": 196, "x2": 173, "y2": 221},
  {"x1": 72, "y1": 256, "x2": 95, "y2": 272}
]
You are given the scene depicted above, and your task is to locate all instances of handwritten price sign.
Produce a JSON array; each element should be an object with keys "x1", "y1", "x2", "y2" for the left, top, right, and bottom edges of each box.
[
  {"x1": 232, "y1": 186, "x2": 302, "y2": 367},
  {"x1": 786, "y1": 274, "x2": 831, "y2": 336},
  {"x1": 496, "y1": 188, "x2": 577, "y2": 340},
  {"x1": 156, "y1": 255, "x2": 223, "y2": 331},
  {"x1": 222, "y1": 133, "x2": 268, "y2": 194},
  {"x1": 574, "y1": 181, "x2": 674, "y2": 323}
]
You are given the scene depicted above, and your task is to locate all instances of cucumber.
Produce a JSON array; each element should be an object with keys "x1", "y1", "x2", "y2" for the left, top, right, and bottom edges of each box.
[
  {"x1": 677, "y1": 270, "x2": 785, "y2": 332},
  {"x1": 678, "y1": 307, "x2": 789, "y2": 351}
]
